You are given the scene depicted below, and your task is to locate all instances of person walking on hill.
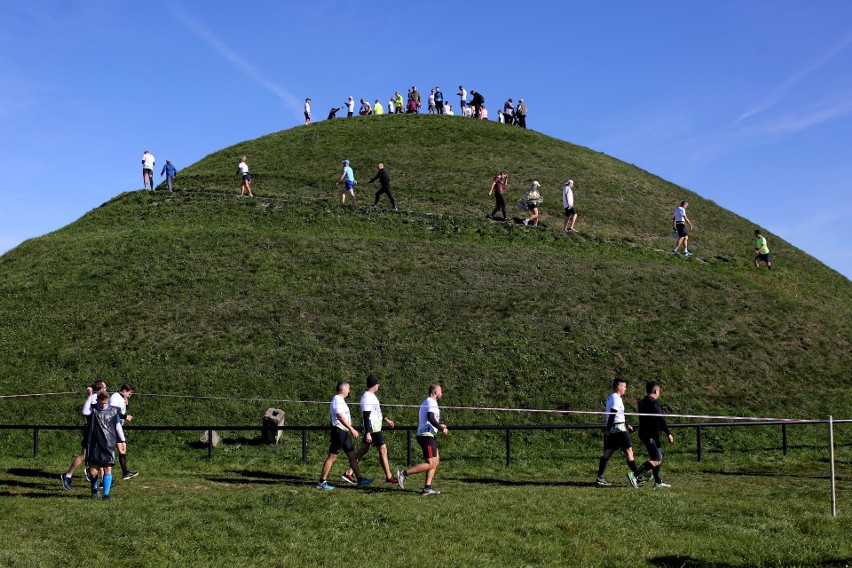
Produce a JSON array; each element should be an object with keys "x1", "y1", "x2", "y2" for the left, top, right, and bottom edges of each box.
[
  {"x1": 304, "y1": 98, "x2": 312, "y2": 125},
  {"x1": 345, "y1": 96, "x2": 355, "y2": 117},
  {"x1": 672, "y1": 201, "x2": 693, "y2": 256},
  {"x1": 368, "y1": 163, "x2": 397, "y2": 210},
  {"x1": 336, "y1": 159, "x2": 357, "y2": 207},
  {"x1": 562, "y1": 179, "x2": 578, "y2": 233},
  {"x1": 342, "y1": 375, "x2": 398, "y2": 486},
  {"x1": 109, "y1": 383, "x2": 138, "y2": 480},
  {"x1": 522, "y1": 181, "x2": 542, "y2": 227},
  {"x1": 595, "y1": 378, "x2": 642, "y2": 487},
  {"x1": 487, "y1": 171, "x2": 509, "y2": 221},
  {"x1": 503, "y1": 99, "x2": 514, "y2": 126},
  {"x1": 469, "y1": 90, "x2": 484, "y2": 118},
  {"x1": 634, "y1": 381, "x2": 674, "y2": 489},
  {"x1": 142, "y1": 150, "x2": 156, "y2": 190},
  {"x1": 434, "y1": 87, "x2": 444, "y2": 114},
  {"x1": 61, "y1": 380, "x2": 106, "y2": 490},
  {"x1": 237, "y1": 156, "x2": 253, "y2": 197},
  {"x1": 160, "y1": 159, "x2": 177, "y2": 192},
  {"x1": 316, "y1": 382, "x2": 375, "y2": 490},
  {"x1": 754, "y1": 229, "x2": 772, "y2": 270},
  {"x1": 516, "y1": 99, "x2": 528, "y2": 128},
  {"x1": 396, "y1": 384, "x2": 448, "y2": 495}
]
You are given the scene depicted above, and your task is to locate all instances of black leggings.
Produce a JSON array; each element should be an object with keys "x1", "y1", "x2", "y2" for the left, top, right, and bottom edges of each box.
[
  {"x1": 490, "y1": 192, "x2": 506, "y2": 220},
  {"x1": 374, "y1": 187, "x2": 396, "y2": 208}
]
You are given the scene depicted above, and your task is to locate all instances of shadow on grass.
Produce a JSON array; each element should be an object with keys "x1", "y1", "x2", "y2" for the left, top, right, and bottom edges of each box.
[
  {"x1": 0, "y1": 490, "x2": 63, "y2": 499},
  {"x1": 650, "y1": 556, "x2": 852, "y2": 568},
  {"x1": 7, "y1": 467, "x2": 58, "y2": 480},
  {"x1": 454, "y1": 476, "x2": 591, "y2": 488}
]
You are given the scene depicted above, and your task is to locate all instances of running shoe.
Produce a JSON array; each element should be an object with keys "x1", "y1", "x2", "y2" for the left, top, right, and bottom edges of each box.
[
  {"x1": 637, "y1": 472, "x2": 652, "y2": 485},
  {"x1": 84, "y1": 470, "x2": 92, "y2": 483},
  {"x1": 102, "y1": 494, "x2": 111, "y2": 501},
  {"x1": 595, "y1": 476, "x2": 612, "y2": 487},
  {"x1": 396, "y1": 470, "x2": 407, "y2": 489},
  {"x1": 356, "y1": 477, "x2": 375, "y2": 488},
  {"x1": 385, "y1": 477, "x2": 399, "y2": 485},
  {"x1": 421, "y1": 487, "x2": 441, "y2": 496},
  {"x1": 315, "y1": 481, "x2": 335, "y2": 491},
  {"x1": 61, "y1": 474, "x2": 72, "y2": 490},
  {"x1": 340, "y1": 472, "x2": 357, "y2": 485},
  {"x1": 91, "y1": 489, "x2": 99, "y2": 499},
  {"x1": 654, "y1": 481, "x2": 672, "y2": 490},
  {"x1": 684, "y1": 251, "x2": 693, "y2": 257},
  {"x1": 627, "y1": 471, "x2": 639, "y2": 488},
  {"x1": 122, "y1": 471, "x2": 139, "y2": 480}
]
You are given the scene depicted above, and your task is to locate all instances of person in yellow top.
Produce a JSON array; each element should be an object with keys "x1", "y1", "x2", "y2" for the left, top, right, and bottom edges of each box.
[
  {"x1": 373, "y1": 99, "x2": 384, "y2": 115},
  {"x1": 754, "y1": 229, "x2": 772, "y2": 270}
]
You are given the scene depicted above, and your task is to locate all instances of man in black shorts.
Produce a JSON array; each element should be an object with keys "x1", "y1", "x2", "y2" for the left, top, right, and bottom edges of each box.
[
  {"x1": 634, "y1": 381, "x2": 674, "y2": 489},
  {"x1": 61, "y1": 380, "x2": 105, "y2": 490},
  {"x1": 316, "y1": 382, "x2": 374, "y2": 490},
  {"x1": 596, "y1": 378, "x2": 642, "y2": 487},
  {"x1": 396, "y1": 384, "x2": 448, "y2": 495}
]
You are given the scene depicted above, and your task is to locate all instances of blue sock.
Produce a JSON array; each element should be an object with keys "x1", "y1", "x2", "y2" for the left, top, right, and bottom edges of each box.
[
  {"x1": 92, "y1": 474, "x2": 99, "y2": 490},
  {"x1": 103, "y1": 473, "x2": 112, "y2": 495}
]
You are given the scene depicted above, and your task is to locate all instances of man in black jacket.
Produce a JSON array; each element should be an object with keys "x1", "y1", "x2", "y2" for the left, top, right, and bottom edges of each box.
[
  {"x1": 469, "y1": 90, "x2": 484, "y2": 118},
  {"x1": 635, "y1": 381, "x2": 675, "y2": 489},
  {"x1": 368, "y1": 163, "x2": 397, "y2": 210}
]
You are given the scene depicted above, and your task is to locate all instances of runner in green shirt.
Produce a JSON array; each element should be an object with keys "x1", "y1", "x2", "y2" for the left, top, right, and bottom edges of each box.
[{"x1": 754, "y1": 230, "x2": 772, "y2": 270}]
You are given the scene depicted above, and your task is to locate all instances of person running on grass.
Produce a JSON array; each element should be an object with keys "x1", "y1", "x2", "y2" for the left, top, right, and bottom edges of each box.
[
  {"x1": 562, "y1": 179, "x2": 578, "y2": 233},
  {"x1": 61, "y1": 380, "x2": 105, "y2": 490},
  {"x1": 754, "y1": 229, "x2": 772, "y2": 270},
  {"x1": 596, "y1": 378, "x2": 642, "y2": 487},
  {"x1": 672, "y1": 201, "x2": 693, "y2": 256},
  {"x1": 336, "y1": 160, "x2": 357, "y2": 207},
  {"x1": 634, "y1": 381, "x2": 674, "y2": 489},
  {"x1": 109, "y1": 383, "x2": 138, "y2": 480},
  {"x1": 342, "y1": 375, "x2": 398, "y2": 486},
  {"x1": 315, "y1": 382, "x2": 375, "y2": 490},
  {"x1": 85, "y1": 390, "x2": 128, "y2": 500},
  {"x1": 396, "y1": 384, "x2": 448, "y2": 496}
]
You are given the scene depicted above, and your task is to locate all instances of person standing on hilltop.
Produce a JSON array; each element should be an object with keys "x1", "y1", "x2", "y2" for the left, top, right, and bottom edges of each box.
[
  {"x1": 428, "y1": 89, "x2": 436, "y2": 114},
  {"x1": 487, "y1": 171, "x2": 509, "y2": 221},
  {"x1": 434, "y1": 87, "x2": 444, "y2": 114},
  {"x1": 503, "y1": 98, "x2": 514, "y2": 126},
  {"x1": 142, "y1": 150, "x2": 156, "y2": 190},
  {"x1": 469, "y1": 90, "x2": 484, "y2": 118},
  {"x1": 304, "y1": 98, "x2": 311, "y2": 125},
  {"x1": 516, "y1": 99, "x2": 528, "y2": 128},
  {"x1": 374, "y1": 99, "x2": 384, "y2": 115},
  {"x1": 457, "y1": 85, "x2": 468, "y2": 114},
  {"x1": 345, "y1": 96, "x2": 355, "y2": 118},
  {"x1": 237, "y1": 156, "x2": 253, "y2": 197},
  {"x1": 407, "y1": 86, "x2": 421, "y2": 113},
  {"x1": 394, "y1": 91, "x2": 404, "y2": 114},
  {"x1": 754, "y1": 229, "x2": 772, "y2": 270},
  {"x1": 336, "y1": 159, "x2": 357, "y2": 207},
  {"x1": 672, "y1": 201, "x2": 693, "y2": 256},
  {"x1": 368, "y1": 163, "x2": 397, "y2": 211}
]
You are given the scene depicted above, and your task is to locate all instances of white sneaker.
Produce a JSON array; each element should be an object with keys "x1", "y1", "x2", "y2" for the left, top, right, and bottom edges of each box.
[
  {"x1": 684, "y1": 251, "x2": 693, "y2": 257},
  {"x1": 654, "y1": 481, "x2": 672, "y2": 489},
  {"x1": 396, "y1": 469, "x2": 406, "y2": 490}
]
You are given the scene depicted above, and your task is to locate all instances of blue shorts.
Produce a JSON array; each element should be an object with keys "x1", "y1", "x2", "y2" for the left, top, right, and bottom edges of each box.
[
  {"x1": 756, "y1": 253, "x2": 771, "y2": 263},
  {"x1": 344, "y1": 180, "x2": 355, "y2": 190}
]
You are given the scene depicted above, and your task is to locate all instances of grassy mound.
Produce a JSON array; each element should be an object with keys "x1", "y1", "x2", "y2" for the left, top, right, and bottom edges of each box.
[{"x1": 0, "y1": 115, "x2": 849, "y2": 431}]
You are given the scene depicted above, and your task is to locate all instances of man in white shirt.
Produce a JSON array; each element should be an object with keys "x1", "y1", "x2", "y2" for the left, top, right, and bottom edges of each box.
[
  {"x1": 396, "y1": 384, "x2": 448, "y2": 495},
  {"x1": 342, "y1": 375, "x2": 397, "y2": 485},
  {"x1": 672, "y1": 201, "x2": 693, "y2": 256},
  {"x1": 595, "y1": 379, "x2": 641, "y2": 487},
  {"x1": 345, "y1": 96, "x2": 355, "y2": 117},
  {"x1": 109, "y1": 383, "x2": 138, "y2": 480},
  {"x1": 457, "y1": 85, "x2": 467, "y2": 113},
  {"x1": 304, "y1": 98, "x2": 311, "y2": 125},
  {"x1": 562, "y1": 179, "x2": 578, "y2": 233},
  {"x1": 316, "y1": 382, "x2": 375, "y2": 490},
  {"x1": 142, "y1": 150, "x2": 156, "y2": 190}
]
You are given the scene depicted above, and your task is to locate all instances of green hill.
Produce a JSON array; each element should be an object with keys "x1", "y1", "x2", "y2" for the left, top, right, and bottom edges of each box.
[{"x1": 1, "y1": 115, "x2": 850, "y2": 431}]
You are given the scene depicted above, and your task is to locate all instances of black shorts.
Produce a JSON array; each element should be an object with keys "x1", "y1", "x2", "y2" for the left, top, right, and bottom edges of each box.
[
  {"x1": 756, "y1": 253, "x2": 771, "y2": 263},
  {"x1": 417, "y1": 435, "x2": 439, "y2": 460},
  {"x1": 641, "y1": 436, "x2": 663, "y2": 461},
  {"x1": 304, "y1": 112, "x2": 311, "y2": 120},
  {"x1": 81, "y1": 428, "x2": 89, "y2": 449},
  {"x1": 328, "y1": 428, "x2": 354, "y2": 455},
  {"x1": 143, "y1": 168, "x2": 153, "y2": 176},
  {"x1": 243, "y1": 174, "x2": 252, "y2": 182},
  {"x1": 676, "y1": 223, "x2": 687, "y2": 238},
  {"x1": 604, "y1": 430, "x2": 632, "y2": 451},
  {"x1": 363, "y1": 431, "x2": 386, "y2": 447},
  {"x1": 564, "y1": 206, "x2": 576, "y2": 217}
]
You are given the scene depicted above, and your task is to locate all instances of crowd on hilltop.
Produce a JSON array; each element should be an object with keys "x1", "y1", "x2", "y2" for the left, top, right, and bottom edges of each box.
[{"x1": 304, "y1": 85, "x2": 528, "y2": 126}]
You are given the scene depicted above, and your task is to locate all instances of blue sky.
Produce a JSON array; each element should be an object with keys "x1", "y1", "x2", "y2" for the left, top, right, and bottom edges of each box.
[{"x1": 2, "y1": 1, "x2": 851, "y2": 279}]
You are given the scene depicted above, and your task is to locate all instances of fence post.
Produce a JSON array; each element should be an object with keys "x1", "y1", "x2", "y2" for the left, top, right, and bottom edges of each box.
[
  {"x1": 829, "y1": 416, "x2": 836, "y2": 517},
  {"x1": 406, "y1": 429, "x2": 412, "y2": 467},
  {"x1": 505, "y1": 428, "x2": 512, "y2": 467},
  {"x1": 696, "y1": 426, "x2": 703, "y2": 462},
  {"x1": 33, "y1": 427, "x2": 39, "y2": 459},
  {"x1": 207, "y1": 428, "x2": 213, "y2": 460},
  {"x1": 782, "y1": 424, "x2": 788, "y2": 456},
  {"x1": 302, "y1": 429, "x2": 308, "y2": 464}
]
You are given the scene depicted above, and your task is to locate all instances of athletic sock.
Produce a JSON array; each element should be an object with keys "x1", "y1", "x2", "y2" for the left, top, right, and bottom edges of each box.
[
  {"x1": 653, "y1": 466, "x2": 662, "y2": 483},
  {"x1": 637, "y1": 461, "x2": 651, "y2": 475},
  {"x1": 119, "y1": 454, "x2": 128, "y2": 476},
  {"x1": 91, "y1": 475, "x2": 99, "y2": 490},
  {"x1": 103, "y1": 473, "x2": 112, "y2": 496},
  {"x1": 627, "y1": 460, "x2": 639, "y2": 474},
  {"x1": 597, "y1": 457, "x2": 609, "y2": 477}
]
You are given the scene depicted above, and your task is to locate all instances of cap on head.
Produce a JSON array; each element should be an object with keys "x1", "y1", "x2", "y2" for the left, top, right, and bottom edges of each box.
[
  {"x1": 367, "y1": 375, "x2": 380, "y2": 388},
  {"x1": 342, "y1": 160, "x2": 349, "y2": 165},
  {"x1": 532, "y1": 181, "x2": 541, "y2": 187}
]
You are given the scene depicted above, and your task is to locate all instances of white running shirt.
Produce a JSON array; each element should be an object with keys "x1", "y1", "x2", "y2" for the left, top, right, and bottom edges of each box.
[
  {"x1": 606, "y1": 392, "x2": 626, "y2": 431},
  {"x1": 562, "y1": 184, "x2": 574, "y2": 208},
  {"x1": 360, "y1": 391, "x2": 383, "y2": 432},
  {"x1": 330, "y1": 394, "x2": 350, "y2": 431},
  {"x1": 142, "y1": 153, "x2": 155, "y2": 170},
  {"x1": 417, "y1": 397, "x2": 440, "y2": 437},
  {"x1": 674, "y1": 206, "x2": 686, "y2": 223}
]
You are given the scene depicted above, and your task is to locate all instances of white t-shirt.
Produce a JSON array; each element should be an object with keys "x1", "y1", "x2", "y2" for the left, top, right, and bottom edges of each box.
[
  {"x1": 238, "y1": 162, "x2": 249, "y2": 175},
  {"x1": 459, "y1": 88, "x2": 467, "y2": 101},
  {"x1": 388, "y1": 99, "x2": 395, "y2": 112},
  {"x1": 346, "y1": 98, "x2": 355, "y2": 112},
  {"x1": 674, "y1": 206, "x2": 686, "y2": 223},
  {"x1": 330, "y1": 394, "x2": 350, "y2": 431},
  {"x1": 360, "y1": 391, "x2": 383, "y2": 432},
  {"x1": 305, "y1": 101, "x2": 311, "y2": 114},
  {"x1": 109, "y1": 392, "x2": 127, "y2": 414},
  {"x1": 417, "y1": 397, "x2": 440, "y2": 437},
  {"x1": 142, "y1": 153, "x2": 155, "y2": 170},
  {"x1": 563, "y1": 185, "x2": 574, "y2": 208},
  {"x1": 81, "y1": 393, "x2": 98, "y2": 416},
  {"x1": 606, "y1": 392, "x2": 626, "y2": 431}
]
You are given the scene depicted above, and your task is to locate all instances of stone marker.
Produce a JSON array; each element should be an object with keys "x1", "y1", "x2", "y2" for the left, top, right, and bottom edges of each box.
[
  {"x1": 262, "y1": 408, "x2": 286, "y2": 444},
  {"x1": 199, "y1": 429, "x2": 221, "y2": 447}
]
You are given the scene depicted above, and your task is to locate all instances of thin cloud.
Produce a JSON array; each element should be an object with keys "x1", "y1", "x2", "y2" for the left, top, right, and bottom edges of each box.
[
  {"x1": 737, "y1": 29, "x2": 852, "y2": 122},
  {"x1": 742, "y1": 100, "x2": 852, "y2": 136},
  {"x1": 165, "y1": 2, "x2": 302, "y2": 117}
]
